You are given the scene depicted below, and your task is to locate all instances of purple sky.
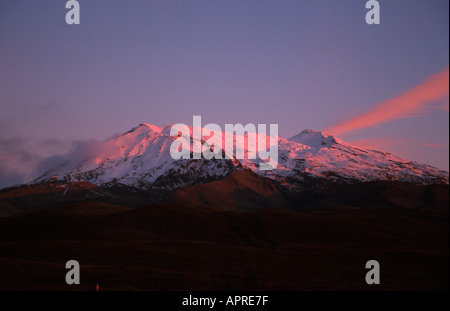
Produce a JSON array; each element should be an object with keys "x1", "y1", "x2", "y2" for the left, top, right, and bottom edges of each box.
[{"x1": 0, "y1": 0, "x2": 449, "y2": 188}]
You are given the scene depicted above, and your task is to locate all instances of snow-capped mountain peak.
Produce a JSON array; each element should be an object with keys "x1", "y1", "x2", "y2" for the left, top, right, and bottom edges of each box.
[
  {"x1": 288, "y1": 129, "x2": 337, "y2": 150},
  {"x1": 33, "y1": 123, "x2": 449, "y2": 190}
]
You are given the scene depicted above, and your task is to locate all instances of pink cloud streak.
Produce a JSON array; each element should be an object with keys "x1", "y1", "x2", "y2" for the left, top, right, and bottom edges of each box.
[
  {"x1": 326, "y1": 67, "x2": 449, "y2": 136},
  {"x1": 422, "y1": 143, "x2": 449, "y2": 148}
]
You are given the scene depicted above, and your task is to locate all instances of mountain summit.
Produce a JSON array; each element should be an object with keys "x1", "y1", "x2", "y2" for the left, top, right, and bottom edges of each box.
[
  {"x1": 288, "y1": 129, "x2": 337, "y2": 150},
  {"x1": 33, "y1": 123, "x2": 449, "y2": 190}
]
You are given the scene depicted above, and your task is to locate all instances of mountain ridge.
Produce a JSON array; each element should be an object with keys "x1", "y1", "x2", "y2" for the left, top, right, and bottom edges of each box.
[{"x1": 31, "y1": 123, "x2": 449, "y2": 191}]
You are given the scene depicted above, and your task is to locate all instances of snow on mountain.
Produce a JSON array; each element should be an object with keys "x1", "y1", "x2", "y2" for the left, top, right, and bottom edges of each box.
[
  {"x1": 33, "y1": 123, "x2": 449, "y2": 190},
  {"x1": 34, "y1": 124, "x2": 238, "y2": 190},
  {"x1": 259, "y1": 130, "x2": 449, "y2": 186}
]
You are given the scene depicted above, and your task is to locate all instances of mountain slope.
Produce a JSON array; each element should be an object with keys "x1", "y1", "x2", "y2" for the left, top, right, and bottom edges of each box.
[
  {"x1": 164, "y1": 169, "x2": 290, "y2": 211},
  {"x1": 261, "y1": 129, "x2": 449, "y2": 186},
  {"x1": 33, "y1": 124, "x2": 449, "y2": 190}
]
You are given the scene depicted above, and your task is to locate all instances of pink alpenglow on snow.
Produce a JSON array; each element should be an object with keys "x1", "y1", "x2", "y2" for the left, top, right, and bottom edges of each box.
[
  {"x1": 33, "y1": 124, "x2": 449, "y2": 191},
  {"x1": 169, "y1": 116, "x2": 279, "y2": 170}
]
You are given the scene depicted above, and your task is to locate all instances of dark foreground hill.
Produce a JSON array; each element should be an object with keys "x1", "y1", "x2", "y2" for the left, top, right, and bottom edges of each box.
[
  {"x1": 1, "y1": 169, "x2": 449, "y2": 216},
  {"x1": 0, "y1": 197, "x2": 448, "y2": 290}
]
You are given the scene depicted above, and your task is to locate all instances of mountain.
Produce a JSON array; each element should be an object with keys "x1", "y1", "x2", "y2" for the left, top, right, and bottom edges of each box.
[
  {"x1": 33, "y1": 124, "x2": 239, "y2": 190},
  {"x1": 32, "y1": 124, "x2": 448, "y2": 191},
  {"x1": 1, "y1": 125, "x2": 448, "y2": 290},
  {"x1": 268, "y1": 129, "x2": 449, "y2": 186}
]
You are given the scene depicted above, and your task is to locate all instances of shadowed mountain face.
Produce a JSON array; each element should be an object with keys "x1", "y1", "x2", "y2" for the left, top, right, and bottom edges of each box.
[
  {"x1": 163, "y1": 170, "x2": 288, "y2": 212},
  {"x1": 166, "y1": 170, "x2": 450, "y2": 211},
  {"x1": 0, "y1": 181, "x2": 154, "y2": 217},
  {"x1": 1, "y1": 169, "x2": 448, "y2": 216}
]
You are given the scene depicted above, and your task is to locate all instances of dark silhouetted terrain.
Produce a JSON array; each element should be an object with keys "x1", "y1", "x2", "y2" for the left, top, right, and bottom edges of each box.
[{"x1": 0, "y1": 181, "x2": 448, "y2": 290}]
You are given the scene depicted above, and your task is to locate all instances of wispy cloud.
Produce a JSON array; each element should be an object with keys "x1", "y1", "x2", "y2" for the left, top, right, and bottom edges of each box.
[
  {"x1": 0, "y1": 134, "x2": 70, "y2": 189},
  {"x1": 32, "y1": 139, "x2": 117, "y2": 180},
  {"x1": 422, "y1": 142, "x2": 449, "y2": 148},
  {"x1": 326, "y1": 67, "x2": 449, "y2": 136}
]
